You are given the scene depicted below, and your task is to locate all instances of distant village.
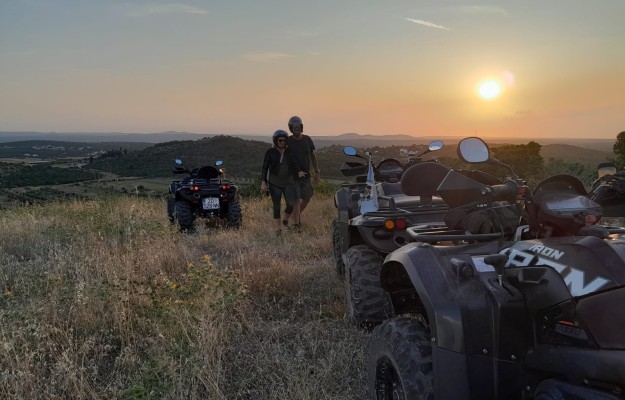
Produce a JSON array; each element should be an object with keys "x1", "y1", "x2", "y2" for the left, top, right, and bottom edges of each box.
[{"x1": 11, "y1": 144, "x2": 107, "y2": 158}]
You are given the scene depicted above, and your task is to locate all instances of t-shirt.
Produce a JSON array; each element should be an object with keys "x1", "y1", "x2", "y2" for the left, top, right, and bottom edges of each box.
[{"x1": 287, "y1": 135, "x2": 315, "y2": 173}]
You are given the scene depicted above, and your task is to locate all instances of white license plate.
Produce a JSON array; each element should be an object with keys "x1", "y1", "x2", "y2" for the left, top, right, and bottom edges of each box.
[{"x1": 202, "y1": 197, "x2": 220, "y2": 210}]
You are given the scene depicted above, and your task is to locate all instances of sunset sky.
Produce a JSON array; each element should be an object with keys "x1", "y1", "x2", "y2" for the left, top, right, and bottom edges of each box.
[{"x1": 1, "y1": 1, "x2": 624, "y2": 139}]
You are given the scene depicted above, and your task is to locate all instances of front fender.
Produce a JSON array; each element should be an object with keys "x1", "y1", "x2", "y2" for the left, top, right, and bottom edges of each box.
[{"x1": 381, "y1": 243, "x2": 466, "y2": 352}]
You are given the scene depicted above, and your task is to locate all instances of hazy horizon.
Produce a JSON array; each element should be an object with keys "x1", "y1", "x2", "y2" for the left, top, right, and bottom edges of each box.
[{"x1": 2, "y1": 1, "x2": 624, "y2": 139}]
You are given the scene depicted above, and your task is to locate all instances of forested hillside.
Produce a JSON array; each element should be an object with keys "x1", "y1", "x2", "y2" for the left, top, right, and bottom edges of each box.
[{"x1": 87, "y1": 135, "x2": 269, "y2": 179}]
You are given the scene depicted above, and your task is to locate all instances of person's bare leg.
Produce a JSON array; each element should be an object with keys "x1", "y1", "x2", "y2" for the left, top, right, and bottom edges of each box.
[
  {"x1": 292, "y1": 199, "x2": 301, "y2": 224},
  {"x1": 274, "y1": 218, "x2": 281, "y2": 235},
  {"x1": 299, "y1": 198, "x2": 310, "y2": 215}
]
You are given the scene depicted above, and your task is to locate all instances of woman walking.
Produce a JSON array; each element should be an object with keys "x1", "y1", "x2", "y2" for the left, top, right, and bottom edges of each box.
[{"x1": 260, "y1": 130, "x2": 304, "y2": 236}]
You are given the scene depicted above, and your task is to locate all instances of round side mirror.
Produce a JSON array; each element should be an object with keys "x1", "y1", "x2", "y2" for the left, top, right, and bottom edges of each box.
[
  {"x1": 458, "y1": 137, "x2": 490, "y2": 163},
  {"x1": 175, "y1": 159, "x2": 183, "y2": 165},
  {"x1": 215, "y1": 160, "x2": 223, "y2": 167},
  {"x1": 428, "y1": 140, "x2": 443, "y2": 151},
  {"x1": 343, "y1": 146, "x2": 357, "y2": 156}
]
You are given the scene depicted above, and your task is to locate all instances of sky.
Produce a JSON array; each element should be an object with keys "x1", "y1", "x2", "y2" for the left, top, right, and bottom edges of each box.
[{"x1": 1, "y1": 0, "x2": 624, "y2": 139}]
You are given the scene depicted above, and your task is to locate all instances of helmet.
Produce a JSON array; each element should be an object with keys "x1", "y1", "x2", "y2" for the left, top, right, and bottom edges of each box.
[
  {"x1": 288, "y1": 115, "x2": 303, "y2": 133},
  {"x1": 272, "y1": 129, "x2": 288, "y2": 145}
]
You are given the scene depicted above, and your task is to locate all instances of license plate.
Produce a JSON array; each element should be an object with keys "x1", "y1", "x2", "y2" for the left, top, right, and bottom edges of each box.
[{"x1": 202, "y1": 197, "x2": 220, "y2": 210}]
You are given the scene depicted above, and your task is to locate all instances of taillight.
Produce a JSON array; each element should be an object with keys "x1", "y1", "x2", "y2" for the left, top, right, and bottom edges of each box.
[
  {"x1": 384, "y1": 218, "x2": 408, "y2": 230},
  {"x1": 191, "y1": 186, "x2": 200, "y2": 192},
  {"x1": 221, "y1": 184, "x2": 230, "y2": 190}
]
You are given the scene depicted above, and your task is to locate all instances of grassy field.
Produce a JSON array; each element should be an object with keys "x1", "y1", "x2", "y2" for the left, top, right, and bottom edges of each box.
[{"x1": 0, "y1": 194, "x2": 367, "y2": 399}]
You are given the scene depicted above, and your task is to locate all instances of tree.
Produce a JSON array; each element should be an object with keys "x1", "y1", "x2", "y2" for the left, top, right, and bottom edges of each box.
[
  {"x1": 491, "y1": 141, "x2": 544, "y2": 179},
  {"x1": 612, "y1": 131, "x2": 625, "y2": 169}
]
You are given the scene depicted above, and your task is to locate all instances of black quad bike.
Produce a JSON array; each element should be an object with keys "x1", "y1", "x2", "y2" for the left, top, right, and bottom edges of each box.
[
  {"x1": 332, "y1": 141, "x2": 450, "y2": 326},
  {"x1": 589, "y1": 162, "x2": 625, "y2": 218},
  {"x1": 367, "y1": 136, "x2": 625, "y2": 399},
  {"x1": 167, "y1": 159, "x2": 242, "y2": 231}
]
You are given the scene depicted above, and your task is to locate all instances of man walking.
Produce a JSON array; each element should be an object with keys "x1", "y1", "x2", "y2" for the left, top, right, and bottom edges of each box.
[{"x1": 286, "y1": 115, "x2": 320, "y2": 229}]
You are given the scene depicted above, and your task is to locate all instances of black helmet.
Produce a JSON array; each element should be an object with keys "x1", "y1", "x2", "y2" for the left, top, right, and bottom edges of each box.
[
  {"x1": 288, "y1": 115, "x2": 303, "y2": 133},
  {"x1": 272, "y1": 129, "x2": 288, "y2": 145}
]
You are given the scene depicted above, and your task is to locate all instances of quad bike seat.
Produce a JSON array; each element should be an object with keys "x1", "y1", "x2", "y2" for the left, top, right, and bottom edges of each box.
[
  {"x1": 376, "y1": 162, "x2": 450, "y2": 209},
  {"x1": 197, "y1": 165, "x2": 220, "y2": 180}
]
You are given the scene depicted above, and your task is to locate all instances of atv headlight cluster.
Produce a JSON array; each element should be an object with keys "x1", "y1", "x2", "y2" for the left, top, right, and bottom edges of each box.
[{"x1": 537, "y1": 300, "x2": 597, "y2": 349}]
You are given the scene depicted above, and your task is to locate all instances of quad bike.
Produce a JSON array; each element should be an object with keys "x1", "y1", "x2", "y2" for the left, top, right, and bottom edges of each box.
[
  {"x1": 589, "y1": 162, "x2": 625, "y2": 217},
  {"x1": 167, "y1": 159, "x2": 242, "y2": 231},
  {"x1": 332, "y1": 141, "x2": 450, "y2": 326},
  {"x1": 366, "y1": 136, "x2": 625, "y2": 399}
]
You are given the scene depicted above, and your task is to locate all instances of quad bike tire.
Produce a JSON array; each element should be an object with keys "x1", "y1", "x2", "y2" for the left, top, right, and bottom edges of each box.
[
  {"x1": 345, "y1": 245, "x2": 394, "y2": 328},
  {"x1": 331, "y1": 219, "x2": 346, "y2": 276},
  {"x1": 166, "y1": 197, "x2": 175, "y2": 224},
  {"x1": 175, "y1": 201, "x2": 194, "y2": 231},
  {"x1": 367, "y1": 316, "x2": 433, "y2": 400},
  {"x1": 226, "y1": 198, "x2": 242, "y2": 228}
]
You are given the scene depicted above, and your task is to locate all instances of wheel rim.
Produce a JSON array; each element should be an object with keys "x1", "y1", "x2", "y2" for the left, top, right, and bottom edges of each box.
[{"x1": 375, "y1": 355, "x2": 404, "y2": 400}]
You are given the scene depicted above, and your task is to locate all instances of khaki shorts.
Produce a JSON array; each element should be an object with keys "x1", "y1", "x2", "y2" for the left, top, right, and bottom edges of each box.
[{"x1": 295, "y1": 176, "x2": 313, "y2": 202}]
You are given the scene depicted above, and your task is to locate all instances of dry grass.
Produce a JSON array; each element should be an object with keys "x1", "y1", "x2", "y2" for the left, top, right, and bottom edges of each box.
[{"x1": 0, "y1": 194, "x2": 367, "y2": 399}]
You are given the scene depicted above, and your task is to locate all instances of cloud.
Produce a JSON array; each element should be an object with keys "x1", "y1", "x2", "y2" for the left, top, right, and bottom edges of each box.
[
  {"x1": 242, "y1": 52, "x2": 293, "y2": 62},
  {"x1": 119, "y1": 3, "x2": 208, "y2": 17},
  {"x1": 405, "y1": 18, "x2": 450, "y2": 30}
]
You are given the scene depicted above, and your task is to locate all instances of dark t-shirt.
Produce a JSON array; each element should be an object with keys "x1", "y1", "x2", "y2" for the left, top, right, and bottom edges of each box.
[{"x1": 287, "y1": 135, "x2": 315, "y2": 173}]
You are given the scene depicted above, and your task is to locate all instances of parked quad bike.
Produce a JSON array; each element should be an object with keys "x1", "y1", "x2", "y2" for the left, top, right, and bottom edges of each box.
[
  {"x1": 367, "y1": 136, "x2": 625, "y2": 400},
  {"x1": 332, "y1": 141, "x2": 450, "y2": 327},
  {"x1": 167, "y1": 159, "x2": 242, "y2": 231},
  {"x1": 589, "y1": 162, "x2": 625, "y2": 217}
]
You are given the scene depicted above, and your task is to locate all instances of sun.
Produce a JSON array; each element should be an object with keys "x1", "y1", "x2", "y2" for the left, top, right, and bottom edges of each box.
[{"x1": 477, "y1": 80, "x2": 501, "y2": 100}]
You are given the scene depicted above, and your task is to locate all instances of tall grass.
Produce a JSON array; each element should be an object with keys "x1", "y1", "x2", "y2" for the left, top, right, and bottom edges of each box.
[{"x1": 0, "y1": 195, "x2": 367, "y2": 399}]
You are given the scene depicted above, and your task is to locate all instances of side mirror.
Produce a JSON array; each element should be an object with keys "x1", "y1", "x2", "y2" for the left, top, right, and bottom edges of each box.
[
  {"x1": 343, "y1": 146, "x2": 357, "y2": 157},
  {"x1": 428, "y1": 140, "x2": 443, "y2": 152},
  {"x1": 175, "y1": 159, "x2": 183, "y2": 165},
  {"x1": 215, "y1": 160, "x2": 224, "y2": 167},
  {"x1": 457, "y1": 137, "x2": 490, "y2": 163}
]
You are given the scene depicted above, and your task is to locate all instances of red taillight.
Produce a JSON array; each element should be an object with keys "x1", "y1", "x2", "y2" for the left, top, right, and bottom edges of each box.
[
  {"x1": 192, "y1": 186, "x2": 200, "y2": 191},
  {"x1": 221, "y1": 184, "x2": 230, "y2": 190},
  {"x1": 395, "y1": 218, "x2": 407, "y2": 230}
]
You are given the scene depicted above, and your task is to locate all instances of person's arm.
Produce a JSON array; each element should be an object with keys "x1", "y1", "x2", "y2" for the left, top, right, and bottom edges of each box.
[
  {"x1": 260, "y1": 150, "x2": 271, "y2": 190},
  {"x1": 310, "y1": 150, "x2": 320, "y2": 175},
  {"x1": 309, "y1": 137, "x2": 321, "y2": 182}
]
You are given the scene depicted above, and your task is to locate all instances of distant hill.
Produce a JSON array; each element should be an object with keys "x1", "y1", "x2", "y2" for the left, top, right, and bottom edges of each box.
[
  {"x1": 0, "y1": 131, "x2": 211, "y2": 144},
  {"x1": 0, "y1": 140, "x2": 151, "y2": 159},
  {"x1": 87, "y1": 135, "x2": 270, "y2": 179},
  {"x1": 540, "y1": 144, "x2": 613, "y2": 167},
  {"x1": 0, "y1": 133, "x2": 615, "y2": 182},
  {"x1": 1, "y1": 131, "x2": 616, "y2": 153}
]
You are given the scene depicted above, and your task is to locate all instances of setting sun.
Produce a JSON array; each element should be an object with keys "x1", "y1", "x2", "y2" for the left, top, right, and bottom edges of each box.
[{"x1": 478, "y1": 80, "x2": 502, "y2": 100}]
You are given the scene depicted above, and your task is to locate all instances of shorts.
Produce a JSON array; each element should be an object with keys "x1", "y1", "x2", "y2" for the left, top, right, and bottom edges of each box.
[{"x1": 295, "y1": 176, "x2": 313, "y2": 202}]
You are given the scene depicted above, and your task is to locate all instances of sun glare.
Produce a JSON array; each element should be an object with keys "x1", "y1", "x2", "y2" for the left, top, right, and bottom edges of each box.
[{"x1": 478, "y1": 80, "x2": 501, "y2": 100}]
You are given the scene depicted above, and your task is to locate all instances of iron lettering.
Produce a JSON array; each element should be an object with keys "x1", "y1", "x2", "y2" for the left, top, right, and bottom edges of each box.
[{"x1": 501, "y1": 247, "x2": 610, "y2": 296}]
